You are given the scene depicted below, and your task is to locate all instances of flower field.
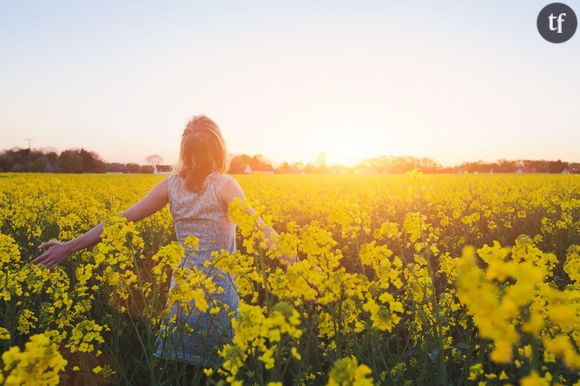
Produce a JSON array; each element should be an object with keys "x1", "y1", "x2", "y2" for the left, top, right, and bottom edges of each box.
[{"x1": 0, "y1": 172, "x2": 578, "y2": 385}]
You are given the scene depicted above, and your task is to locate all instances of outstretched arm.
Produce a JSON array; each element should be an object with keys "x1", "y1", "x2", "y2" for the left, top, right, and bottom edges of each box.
[
  {"x1": 220, "y1": 177, "x2": 297, "y2": 265},
  {"x1": 32, "y1": 178, "x2": 169, "y2": 269}
]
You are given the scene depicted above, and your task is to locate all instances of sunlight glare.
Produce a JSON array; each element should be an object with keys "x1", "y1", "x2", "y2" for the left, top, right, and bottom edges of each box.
[{"x1": 325, "y1": 140, "x2": 377, "y2": 167}]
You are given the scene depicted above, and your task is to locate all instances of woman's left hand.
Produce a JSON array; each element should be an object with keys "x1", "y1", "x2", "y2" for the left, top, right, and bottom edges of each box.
[{"x1": 31, "y1": 240, "x2": 73, "y2": 270}]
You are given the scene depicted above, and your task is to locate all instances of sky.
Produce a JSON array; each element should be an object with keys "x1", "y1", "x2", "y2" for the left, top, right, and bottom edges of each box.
[{"x1": 0, "y1": 1, "x2": 579, "y2": 167}]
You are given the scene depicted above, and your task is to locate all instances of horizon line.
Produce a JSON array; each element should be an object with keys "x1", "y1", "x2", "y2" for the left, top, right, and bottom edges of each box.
[{"x1": 1, "y1": 145, "x2": 578, "y2": 169}]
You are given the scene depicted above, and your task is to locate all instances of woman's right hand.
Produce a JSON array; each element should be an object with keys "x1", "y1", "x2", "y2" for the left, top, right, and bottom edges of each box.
[{"x1": 31, "y1": 240, "x2": 74, "y2": 270}]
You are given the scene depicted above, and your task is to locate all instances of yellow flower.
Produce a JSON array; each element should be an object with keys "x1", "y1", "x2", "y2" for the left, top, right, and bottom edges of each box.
[
  {"x1": 327, "y1": 356, "x2": 374, "y2": 386},
  {"x1": 0, "y1": 327, "x2": 10, "y2": 341},
  {"x1": 520, "y1": 371, "x2": 549, "y2": 386},
  {"x1": 1, "y1": 333, "x2": 67, "y2": 386}
]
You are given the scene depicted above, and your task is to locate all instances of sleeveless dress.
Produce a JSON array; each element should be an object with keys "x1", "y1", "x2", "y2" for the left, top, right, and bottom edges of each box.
[{"x1": 152, "y1": 171, "x2": 239, "y2": 368}]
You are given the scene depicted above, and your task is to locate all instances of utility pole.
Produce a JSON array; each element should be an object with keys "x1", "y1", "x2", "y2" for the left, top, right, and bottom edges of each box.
[{"x1": 26, "y1": 138, "x2": 32, "y2": 172}]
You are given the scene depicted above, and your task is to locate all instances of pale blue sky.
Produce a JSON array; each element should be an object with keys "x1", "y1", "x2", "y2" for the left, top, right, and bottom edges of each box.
[{"x1": 0, "y1": 1, "x2": 578, "y2": 166}]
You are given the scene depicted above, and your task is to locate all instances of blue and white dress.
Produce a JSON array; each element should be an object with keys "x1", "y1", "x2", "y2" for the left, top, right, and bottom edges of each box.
[{"x1": 153, "y1": 171, "x2": 239, "y2": 368}]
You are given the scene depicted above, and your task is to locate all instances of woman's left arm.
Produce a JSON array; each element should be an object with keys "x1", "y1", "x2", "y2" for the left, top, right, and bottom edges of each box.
[{"x1": 32, "y1": 179, "x2": 169, "y2": 269}]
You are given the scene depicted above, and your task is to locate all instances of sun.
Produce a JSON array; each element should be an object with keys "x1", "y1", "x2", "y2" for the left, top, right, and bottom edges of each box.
[
  {"x1": 326, "y1": 152, "x2": 361, "y2": 167},
  {"x1": 325, "y1": 140, "x2": 374, "y2": 167}
]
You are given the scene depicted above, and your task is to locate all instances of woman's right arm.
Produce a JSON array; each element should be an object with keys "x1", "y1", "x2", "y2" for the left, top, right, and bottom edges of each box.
[
  {"x1": 32, "y1": 178, "x2": 169, "y2": 269},
  {"x1": 220, "y1": 177, "x2": 297, "y2": 265}
]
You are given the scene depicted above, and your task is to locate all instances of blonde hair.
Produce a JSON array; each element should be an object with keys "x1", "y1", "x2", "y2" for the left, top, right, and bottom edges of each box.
[{"x1": 176, "y1": 115, "x2": 228, "y2": 193}]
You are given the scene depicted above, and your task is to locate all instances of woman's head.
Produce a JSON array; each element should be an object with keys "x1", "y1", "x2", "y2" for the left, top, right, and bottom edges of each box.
[{"x1": 177, "y1": 115, "x2": 228, "y2": 193}]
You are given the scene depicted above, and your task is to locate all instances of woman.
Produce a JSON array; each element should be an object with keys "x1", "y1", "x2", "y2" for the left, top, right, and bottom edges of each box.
[{"x1": 31, "y1": 115, "x2": 290, "y2": 383}]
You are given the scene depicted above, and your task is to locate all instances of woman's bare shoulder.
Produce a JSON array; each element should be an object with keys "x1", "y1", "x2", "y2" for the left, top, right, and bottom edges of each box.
[{"x1": 218, "y1": 174, "x2": 245, "y2": 206}]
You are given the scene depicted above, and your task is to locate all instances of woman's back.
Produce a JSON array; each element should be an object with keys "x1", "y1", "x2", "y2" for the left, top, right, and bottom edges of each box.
[
  {"x1": 153, "y1": 171, "x2": 240, "y2": 368},
  {"x1": 167, "y1": 171, "x2": 236, "y2": 262}
]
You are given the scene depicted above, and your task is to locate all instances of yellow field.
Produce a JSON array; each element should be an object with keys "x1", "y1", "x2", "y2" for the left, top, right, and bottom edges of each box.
[{"x1": 0, "y1": 173, "x2": 578, "y2": 385}]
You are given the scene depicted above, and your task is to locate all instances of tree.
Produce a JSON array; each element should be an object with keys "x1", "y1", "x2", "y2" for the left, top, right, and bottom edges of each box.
[
  {"x1": 107, "y1": 163, "x2": 127, "y2": 173},
  {"x1": 275, "y1": 162, "x2": 303, "y2": 174},
  {"x1": 31, "y1": 156, "x2": 49, "y2": 172},
  {"x1": 304, "y1": 162, "x2": 330, "y2": 173},
  {"x1": 146, "y1": 154, "x2": 163, "y2": 166},
  {"x1": 79, "y1": 148, "x2": 106, "y2": 173},
  {"x1": 316, "y1": 152, "x2": 327, "y2": 168},
  {"x1": 249, "y1": 155, "x2": 274, "y2": 172},
  {"x1": 548, "y1": 160, "x2": 566, "y2": 174},
  {"x1": 126, "y1": 163, "x2": 142, "y2": 173},
  {"x1": 45, "y1": 151, "x2": 59, "y2": 171},
  {"x1": 144, "y1": 154, "x2": 163, "y2": 174},
  {"x1": 58, "y1": 150, "x2": 84, "y2": 173},
  {"x1": 228, "y1": 154, "x2": 252, "y2": 174},
  {"x1": 140, "y1": 165, "x2": 154, "y2": 173}
]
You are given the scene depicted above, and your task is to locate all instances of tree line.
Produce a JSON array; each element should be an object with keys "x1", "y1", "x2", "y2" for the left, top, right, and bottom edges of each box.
[
  {"x1": 0, "y1": 147, "x2": 578, "y2": 174},
  {"x1": 0, "y1": 148, "x2": 153, "y2": 174}
]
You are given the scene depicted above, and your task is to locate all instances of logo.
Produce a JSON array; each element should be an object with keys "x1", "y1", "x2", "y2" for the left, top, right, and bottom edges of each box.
[{"x1": 537, "y1": 3, "x2": 577, "y2": 43}]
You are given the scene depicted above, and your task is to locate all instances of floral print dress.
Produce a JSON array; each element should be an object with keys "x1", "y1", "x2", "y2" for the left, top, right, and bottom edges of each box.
[{"x1": 152, "y1": 171, "x2": 239, "y2": 368}]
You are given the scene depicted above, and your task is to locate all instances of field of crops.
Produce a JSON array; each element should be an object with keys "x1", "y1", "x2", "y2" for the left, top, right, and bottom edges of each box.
[{"x1": 0, "y1": 172, "x2": 578, "y2": 385}]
